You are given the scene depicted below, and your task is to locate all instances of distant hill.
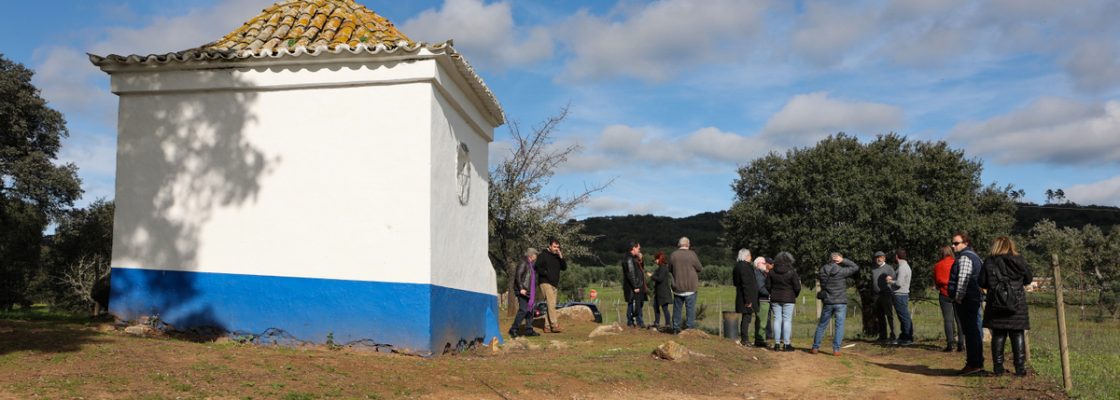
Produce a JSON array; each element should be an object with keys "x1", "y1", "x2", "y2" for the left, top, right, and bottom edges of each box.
[
  {"x1": 1013, "y1": 203, "x2": 1120, "y2": 233},
  {"x1": 573, "y1": 212, "x2": 730, "y2": 267},
  {"x1": 574, "y1": 203, "x2": 1120, "y2": 267}
]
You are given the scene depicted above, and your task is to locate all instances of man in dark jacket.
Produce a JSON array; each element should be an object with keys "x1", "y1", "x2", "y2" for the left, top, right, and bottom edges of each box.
[
  {"x1": 732, "y1": 249, "x2": 759, "y2": 346},
  {"x1": 622, "y1": 241, "x2": 648, "y2": 328},
  {"x1": 509, "y1": 248, "x2": 540, "y2": 337},
  {"x1": 535, "y1": 238, "x2": 567, "y2": 333},
  {"x1": 753, "y1": 258, "x2": 773, "y2": 346},
  {"x1": 870, "y1": 251, "x2": 896, "y2": 344},
  {"x1": 811, "y1": 252, "x2": 859, "y2": 355},
  {"x1": 948, "y1": 232, "x2": 985, "y2": 375}
]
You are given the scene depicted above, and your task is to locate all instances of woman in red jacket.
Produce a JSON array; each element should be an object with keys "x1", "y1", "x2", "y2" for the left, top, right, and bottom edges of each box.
[{"x1": 934, "y1": 245, "x2": 964, "y2": 352}]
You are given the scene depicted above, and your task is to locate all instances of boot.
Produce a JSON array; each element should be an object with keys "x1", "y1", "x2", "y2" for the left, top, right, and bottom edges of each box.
[
  {"x1": 990, "y1": 330, "x2": 1007, "y2": 376},
  {"x1": 1011, "y1": 331, "x2": 1028, "y2": 377}
]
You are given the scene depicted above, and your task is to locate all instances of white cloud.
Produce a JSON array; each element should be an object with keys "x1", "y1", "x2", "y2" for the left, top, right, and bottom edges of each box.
[
  {"x1": 950, "y1": 98, "x2": 1120, "y2": 165},
  {"x1": 760, "y1": 92, "x2": 905, "y2": 141},
  {"x1": 790, "y1": 2, "x2": 876, "y2": 66},
  {"x1": 556, "y1": 0, "x2": 768, "y2": 82},
  {"x1": 89, "y1": 0, "x2": 271, "y2": 56},
  {"x1": 32, "y1": 47, "x2": 115, "y2": 126},
  {"x1": 1065, "y1": 176, "x2": 1120, "y2": 207},
  {"x1": 1064, "y1": 41, "x2": 1120, "y2": 93},
  {"x1": 400, "y1": 0, "x2": 553, "y2": 70}
]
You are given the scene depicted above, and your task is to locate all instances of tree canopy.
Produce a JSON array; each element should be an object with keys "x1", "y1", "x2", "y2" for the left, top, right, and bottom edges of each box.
[
  {"x1": 0, "y1": 54, "x2": 82, "y2": 309},
  {"x1": 724, "y1": 133, "x2": 1017, "y2": 333}
]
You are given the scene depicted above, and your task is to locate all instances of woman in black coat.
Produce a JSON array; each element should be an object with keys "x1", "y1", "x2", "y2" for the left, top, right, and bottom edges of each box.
[
  {"x1": 732, "y1": 249, "x2": 759, "y2": 345},
  {"x1": 649, "y1": 251, "x2": 674, "y2": 330},
  {"x1": 979, "y1": 236, "x2": 1033, "y2": 376},
  {"x1": 766, "y1": 252, "x2": 801, "y2": 351}
]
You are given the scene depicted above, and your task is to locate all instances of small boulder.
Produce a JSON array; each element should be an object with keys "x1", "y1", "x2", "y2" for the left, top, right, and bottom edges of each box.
[
  {"x1": 679, "y1": 329, "x2": 710, "y2": 338},
  {"x1": 124, "y1": 325, "x2": 153, "y2": 336},
  {"x1": 556, "y1": 305, "x2": 595, "y2": 322},
  {"x1": 548, "y1": 340, "x2": 569, "y2": 350},
  {"x1": 588, "y1": 323, "x2": 623, "y2": 338},
  {"x1": 653, "y1": 340, "x2": 688, "y2": 361}
]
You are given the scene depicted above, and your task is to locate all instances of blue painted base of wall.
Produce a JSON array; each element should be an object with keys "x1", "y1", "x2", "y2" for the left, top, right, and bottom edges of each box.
[{"x1": 108, "y1": 268, "x2": 501, "y2": 355}]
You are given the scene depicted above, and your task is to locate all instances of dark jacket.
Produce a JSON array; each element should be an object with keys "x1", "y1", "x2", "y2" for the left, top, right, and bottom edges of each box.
[
  {"x1": 622, "y1": 253, "x2": 648, "y2": 302},
  {"x1": 513, "y1": 259, "x2": 534, "y2": 297},
  {"x1": 733, "y1": 260, "x2": 760, "y2": 313},
  {"x1": 980, "y1": 255, "x2": 1033, "y2": 330},
  {"x1": 650, "y1": 264, "x2": 674, "y2": 306},
  {"x1": 949, "y1": 247, "x2": 984, "y2": 303},
  {"x1": 766, "y1": 253, "x2": 801, "y2": 304},
  {"x1": 535, "y1": 249, "x2": 567, "y2": 287},
  {"x1": 755, "y1": 268, "x2": 770, "y2": 301},
  {"x1": 819, "y1": 258, "x2": 859, "y2": 305},
  {"x1": 669, "y1": 248, "x2": 702, "y2": 293}
]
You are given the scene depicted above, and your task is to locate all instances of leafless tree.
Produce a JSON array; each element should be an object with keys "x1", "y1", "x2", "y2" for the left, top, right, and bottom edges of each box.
[{"x1": 56, "y1": 255, "x2": 110, "y2": 315}]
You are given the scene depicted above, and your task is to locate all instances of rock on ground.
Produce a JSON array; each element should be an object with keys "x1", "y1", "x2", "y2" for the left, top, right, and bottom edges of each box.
[
  {"x1": 653, "y1": 340, "x2": 688, "y2": 361},
  {"x1": 124, "y1": 325, "x2": 154, "y2": 336},
  {"x1": 556, "y1": 305, "x2": 595, "y2": 322},
  {"x1": 588, "y1": 323, "x2": 624, "y2": 338}
]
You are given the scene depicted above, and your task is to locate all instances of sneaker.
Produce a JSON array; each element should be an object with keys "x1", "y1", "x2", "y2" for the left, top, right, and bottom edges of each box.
[
  {"x1": 507, "y1": 329, "x2": 519, "y2": 338},
  {"x1": 754, "y1": 340, "x2": 767, "y2": 348},
  {"x1": 832, "y1": 351, "x2": 841, "y2": 357},
  {"x1": 897, "y1": 340, "x2": 913, "y2": 346},
  {"x1": 958, "y1": 366, "x2": 985, "y2": 376},
  {"x1": 549, "y1": 325, "x2": 563, "y2": 333},
  {"x1": 784, "y1": 344, "x2": 794, "y2": 352},
  {"x1": 809, "y1": 348, "x2": 819, "y2": 354},
  {"x1": 942, "y1": 344, "x2": 954, "y2": 352},
  {"x1": 956, "y1": 345, "x2": 964, "y2": 352},
  {"x1": 522, "y1": 329, "x2": 540, "y2": 337},
  {"x1": 773, "y1": 343, "x2": 781, "y2": 351}
]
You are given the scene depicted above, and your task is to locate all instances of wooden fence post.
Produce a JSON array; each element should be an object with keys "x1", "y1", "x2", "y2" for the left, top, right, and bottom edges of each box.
[{"x1": 1053, "y1": 254, "x2": 1073, "y2": 393}]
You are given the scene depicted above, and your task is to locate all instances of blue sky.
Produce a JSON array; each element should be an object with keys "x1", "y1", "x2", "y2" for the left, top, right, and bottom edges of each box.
[{"x1": 5, "y1": 0, "x2": 1120, "y2": 218}]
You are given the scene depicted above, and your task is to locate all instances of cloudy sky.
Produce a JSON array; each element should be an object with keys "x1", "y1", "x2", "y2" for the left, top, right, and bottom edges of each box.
[{"x1": 5, "y1": 0, "x2": 1120, "y2": 217}]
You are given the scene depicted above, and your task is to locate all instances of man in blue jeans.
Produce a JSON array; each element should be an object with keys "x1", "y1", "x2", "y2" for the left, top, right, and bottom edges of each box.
[
  {"x1": 888, "y1": 249, "x2": 914, "y2": 345},
  {"x1": 669, "y1": 237, "x2": 703, "y2": 333},
  {"x1": 812, "y1": 252, "x2": 860, "y2": 356},
  {"x1": 948, "y1": 232, "x2": 985, "y2": 375}
]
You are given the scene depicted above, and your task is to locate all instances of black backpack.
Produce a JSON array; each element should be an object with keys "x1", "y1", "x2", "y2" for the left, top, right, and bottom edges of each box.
[{"x1": 987, "y1": 258, "x2": 1024, "y2": 313}]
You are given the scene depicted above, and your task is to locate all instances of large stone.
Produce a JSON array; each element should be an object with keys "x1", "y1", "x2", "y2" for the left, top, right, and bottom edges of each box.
[
  {"x1": 556, "y1": 305, "x2": 595, "y2": 322},
  {"x1": 124, "y1": 325, "x2": 153, "y2": 336},
  {"x1": 653, "y1": 341, "x2": 688, "y2": 361},
  {"x1": 588, "y1": 323, "x2": 623, "y2": 338}
]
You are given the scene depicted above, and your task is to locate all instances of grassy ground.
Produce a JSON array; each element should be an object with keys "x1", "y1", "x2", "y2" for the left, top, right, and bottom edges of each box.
[{"x1": 586, "y1": 285, "x2": 1117, "y2": 398}]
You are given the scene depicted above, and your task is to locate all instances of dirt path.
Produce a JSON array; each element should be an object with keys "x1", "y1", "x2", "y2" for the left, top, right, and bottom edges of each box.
[{"x1": 2, "y1": 318, "x2": 1056, "y2": 399}]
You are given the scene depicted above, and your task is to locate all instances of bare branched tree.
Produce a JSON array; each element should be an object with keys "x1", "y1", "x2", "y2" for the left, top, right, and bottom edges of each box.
[
  {"x1": 488, "y1": 106, "x2": 612, "y2": 313},
  {"x1": 55, "y1": 255, "x2": 110, "y2": 316}
]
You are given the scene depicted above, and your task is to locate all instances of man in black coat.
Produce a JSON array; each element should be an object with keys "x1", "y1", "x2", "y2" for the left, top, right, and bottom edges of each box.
[
  {"x1": 732, "y1": 249, "x2": 759, "y2": 346},
  {"x1": 535, "y1": 238, "x2": 567, "y2": 333},
  {"x1": 622, "y1": 241, "x2": 648, "y2": 327}
]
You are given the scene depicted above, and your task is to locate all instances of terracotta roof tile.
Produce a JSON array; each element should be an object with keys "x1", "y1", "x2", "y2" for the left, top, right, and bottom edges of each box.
[{"x1": 201, "y1": 0, "x2": 411, "y2": 54}]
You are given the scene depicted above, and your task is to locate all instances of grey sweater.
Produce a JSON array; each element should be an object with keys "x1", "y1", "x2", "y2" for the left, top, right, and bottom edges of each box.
[
  {"x1": 871, "y1": 263, "x2": 895, "y2": 295},
  {"x1": 669, "y1": 248, "x2": 702, "y2": 294},
  {"x1": 890, "y1": 260, "x2": 912, "y2": 295}
]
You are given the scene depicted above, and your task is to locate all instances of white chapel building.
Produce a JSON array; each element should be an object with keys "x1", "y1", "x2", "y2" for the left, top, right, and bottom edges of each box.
[{"x1": 90, "y1": 0, "x2": 504, "y2": 355}]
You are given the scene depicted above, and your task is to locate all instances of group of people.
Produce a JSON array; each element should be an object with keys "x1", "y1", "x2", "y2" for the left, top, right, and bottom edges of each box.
[{"x1": 507, "y1": 231, "x2": 1034, "y2": 377}]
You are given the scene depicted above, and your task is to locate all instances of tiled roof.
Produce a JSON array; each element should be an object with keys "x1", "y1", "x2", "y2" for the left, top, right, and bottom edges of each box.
[
  {"x1": 87, "y1": 0, "x2": 504, "y2": 125},
  {"x1": 201, "y1": 0, "x2": 413, "y2": 55}
]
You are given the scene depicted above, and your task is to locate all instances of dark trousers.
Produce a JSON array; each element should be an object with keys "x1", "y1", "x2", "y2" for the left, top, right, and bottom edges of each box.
[
  {"x1": 991, "y1": 329, "x2": 1027, "y2": 375},
  {"x1": 875, "y1": 293, "x2": 896, "y2": 340},
  {"x1": 626, "y1": 298, "x2": 646, "y2": 327},
  {"x1": 652, "y1": 302, "x2": 671, "y2": 326},
  {"x1": 956, "y1": 299, "x2": 984, "y2": 368},
  {"x1": 739, "y1": 311, "x2": 754, "y2": 344},
  {"x1": 510, "y1": 296, "x2": 533, "y2": 333},
  {"x1": 939, "y1": 294, "x2": 965, "y2": 346},
  {"x1": 754, "y1": 300, "x2": 773, "y2": 342}
]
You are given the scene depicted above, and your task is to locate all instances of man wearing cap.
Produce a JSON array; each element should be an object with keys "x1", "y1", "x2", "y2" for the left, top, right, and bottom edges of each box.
[
  {"x1": 870, "y1": 251, "x2": 897, "y2": 344},
  {"x1": 509, "y1": 247, "x2": 540, "y2": 337}
]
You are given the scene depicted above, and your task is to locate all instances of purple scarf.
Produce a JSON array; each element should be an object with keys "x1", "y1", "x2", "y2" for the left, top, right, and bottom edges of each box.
[{"x1": 527, "y1": 258, "x2": 538, "y2": 306}]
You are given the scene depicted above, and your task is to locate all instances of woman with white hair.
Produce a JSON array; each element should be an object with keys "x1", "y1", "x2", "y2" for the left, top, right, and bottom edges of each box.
[{"x1": 732, "y1": 249, "x2": 759, "y2": 346}]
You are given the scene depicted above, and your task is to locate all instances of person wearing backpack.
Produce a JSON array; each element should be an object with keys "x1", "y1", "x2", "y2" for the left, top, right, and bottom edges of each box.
[{"x1": 979, "y1": 236, "x2": 1033, "y2": 376}]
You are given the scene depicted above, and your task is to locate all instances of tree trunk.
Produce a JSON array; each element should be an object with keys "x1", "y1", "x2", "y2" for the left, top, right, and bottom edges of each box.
[{"x1": 506, "y1": 260, "x2": 518, "y2": 316}]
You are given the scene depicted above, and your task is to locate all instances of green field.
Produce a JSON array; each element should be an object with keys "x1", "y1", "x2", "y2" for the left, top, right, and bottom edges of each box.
[{"x1": 581, "y1": 285, "x2": 1118, "y2": 398}]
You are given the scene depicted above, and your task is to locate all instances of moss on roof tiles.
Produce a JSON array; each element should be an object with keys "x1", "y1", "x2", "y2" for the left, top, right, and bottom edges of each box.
[{"x1": 200, "y1": 0, "x2": 411, "y2": 55}]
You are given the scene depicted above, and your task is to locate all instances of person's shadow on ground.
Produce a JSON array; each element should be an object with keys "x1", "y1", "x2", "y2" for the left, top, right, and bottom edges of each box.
[{"x1": 871, "y1": 361, "x2": 961, "y2": 376}]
